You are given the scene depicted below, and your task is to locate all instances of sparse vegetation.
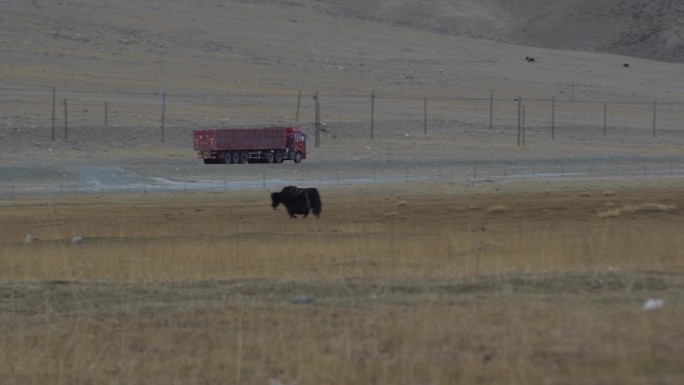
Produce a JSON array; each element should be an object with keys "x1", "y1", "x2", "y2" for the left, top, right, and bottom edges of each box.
[
  {"x1": 598, "y1": 202, "x2": 678, "y2": 218},
  {"x1": 1, "y1": 187, "x2": 682, "y2": 384}
]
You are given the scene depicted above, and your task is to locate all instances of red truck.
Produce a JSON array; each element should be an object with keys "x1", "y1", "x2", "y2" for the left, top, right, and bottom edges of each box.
[{"x1": 193, "y1": 126, "x2": 307, "y2": 164}]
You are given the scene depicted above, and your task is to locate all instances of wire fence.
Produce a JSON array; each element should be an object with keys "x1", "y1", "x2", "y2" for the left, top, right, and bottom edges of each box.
[
  {"x1": 3, "y1": 84, "x2": 684, "y2": 199},
  {"x1": 2, "y1": 85, "x2": 684, "y2": 144}
]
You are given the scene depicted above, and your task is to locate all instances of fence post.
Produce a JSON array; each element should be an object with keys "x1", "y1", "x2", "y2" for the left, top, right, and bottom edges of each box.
[
  {"x1": 603, "y1": 102, "x2": 607, "y2": 136},
  {"x1": 489, "y1": 92, "x2": 493, "y2": 131},
  {"x1": 517, "y1": 97, "x2": 521, "y2": 147},
  {"x1": 652, "y1": 99, "x2": 657, "y2": 137},
  {"x1": 295, "y1": 90, "x2": 301, "y2": 122},
  {"x1": 51, "y1": 87, "x2": 56, "y2": 141},
  {"x1": 160, "y1": 91, "x2": 166, "y2": 143},
  {"x1": 551, "y1": 95, "x2": 555, "y2": 140},
  {"x1": 423, "y1": 96, "x2": 428, "y2": 135},
  {"x1": 63, "y1": 97, "x2": 68, "y2": 142},
  {"x1": 313, "y1": 92, "x2": 320, "y2": 147},
  {"x1": 521, "y1": 105, "x2": 525, "y2": 147},
  {"x1": 370, "y1": 91, "x2": 375, "y2": 140},
  {"x1": 316, "y1": 94, "x2": 321, "y2": 147},
  {"x1": 571, "y1": 79, "x2": 576, "y2": 127}
]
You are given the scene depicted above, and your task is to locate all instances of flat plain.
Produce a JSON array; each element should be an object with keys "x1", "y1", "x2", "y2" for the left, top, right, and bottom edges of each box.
[
  {"x1": 1, "y1": 1, "x2": 684, "y2": 384},
  {"x1": 2, "y1": 182, "x2": 683, "y2": 384}
]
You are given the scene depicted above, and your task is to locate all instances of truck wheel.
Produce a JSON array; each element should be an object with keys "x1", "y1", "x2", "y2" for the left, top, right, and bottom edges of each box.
[
  {"x1": 232, "y1": 152, "x2": 240, "y2": 164},
  {"x1": 224, "y1": 152, "x2": 232, "y2": 164},
  {"x1": 266, "y1": 152, "x2": 275, "y2": 163},
  {"x1": 294, "y1": 152, "x2": 302, "y2": 163},
  {"x1": 274, "y1": 152, "x2": 283, "y2": 163},
  {"x1": 240, "y1": 152, "x2": 249, "y2": 164}
]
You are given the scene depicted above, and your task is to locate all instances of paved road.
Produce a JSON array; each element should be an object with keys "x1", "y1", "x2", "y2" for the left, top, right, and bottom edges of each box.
[{"x1": 3, "y1": 154, "x2": 684, "y2": 197}]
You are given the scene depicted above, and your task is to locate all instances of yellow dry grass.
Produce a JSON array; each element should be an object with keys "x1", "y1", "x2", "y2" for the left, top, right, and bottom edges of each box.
[{"x1": 1, "y1": 184, "x2": 683, "y2": 384}]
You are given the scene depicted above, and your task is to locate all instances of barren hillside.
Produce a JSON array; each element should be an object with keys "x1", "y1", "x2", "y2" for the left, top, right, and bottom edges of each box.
[
  {"x1": 317, "y1": 0, "x2": 684, "y2": 63},
  {"x1": 2, "y1": 0, "x2": 683, "y2": 97}
]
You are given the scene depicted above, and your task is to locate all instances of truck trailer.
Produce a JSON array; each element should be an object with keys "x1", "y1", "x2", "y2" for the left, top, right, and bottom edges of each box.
[{"x1": 193, "y1": 126, "x2": 307, "y2": 164}]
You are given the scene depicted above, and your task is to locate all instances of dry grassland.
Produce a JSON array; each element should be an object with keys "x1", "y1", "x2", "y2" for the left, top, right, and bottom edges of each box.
[
  {"x1": 3, "y1": 1, "x2": 683, "y2": 384},
  {"x1": 1, "y1": 183, "x2": 683, "y2": 384}
]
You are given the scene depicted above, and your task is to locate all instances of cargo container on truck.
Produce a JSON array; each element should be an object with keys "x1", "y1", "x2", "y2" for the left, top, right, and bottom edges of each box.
[{"x1": 193, "y1": 126, "x2": 307, "y2": 164}]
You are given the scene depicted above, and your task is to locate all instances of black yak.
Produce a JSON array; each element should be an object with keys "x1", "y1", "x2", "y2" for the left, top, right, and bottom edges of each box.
[{"x1": 270, "y1": 185, "x2": 322, "y2": 218}]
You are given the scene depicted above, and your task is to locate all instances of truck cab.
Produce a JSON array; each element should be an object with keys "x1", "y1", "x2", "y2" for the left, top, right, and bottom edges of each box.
[{"x1": 287, "y1": 126, "x2": 307, "y2": 163}]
